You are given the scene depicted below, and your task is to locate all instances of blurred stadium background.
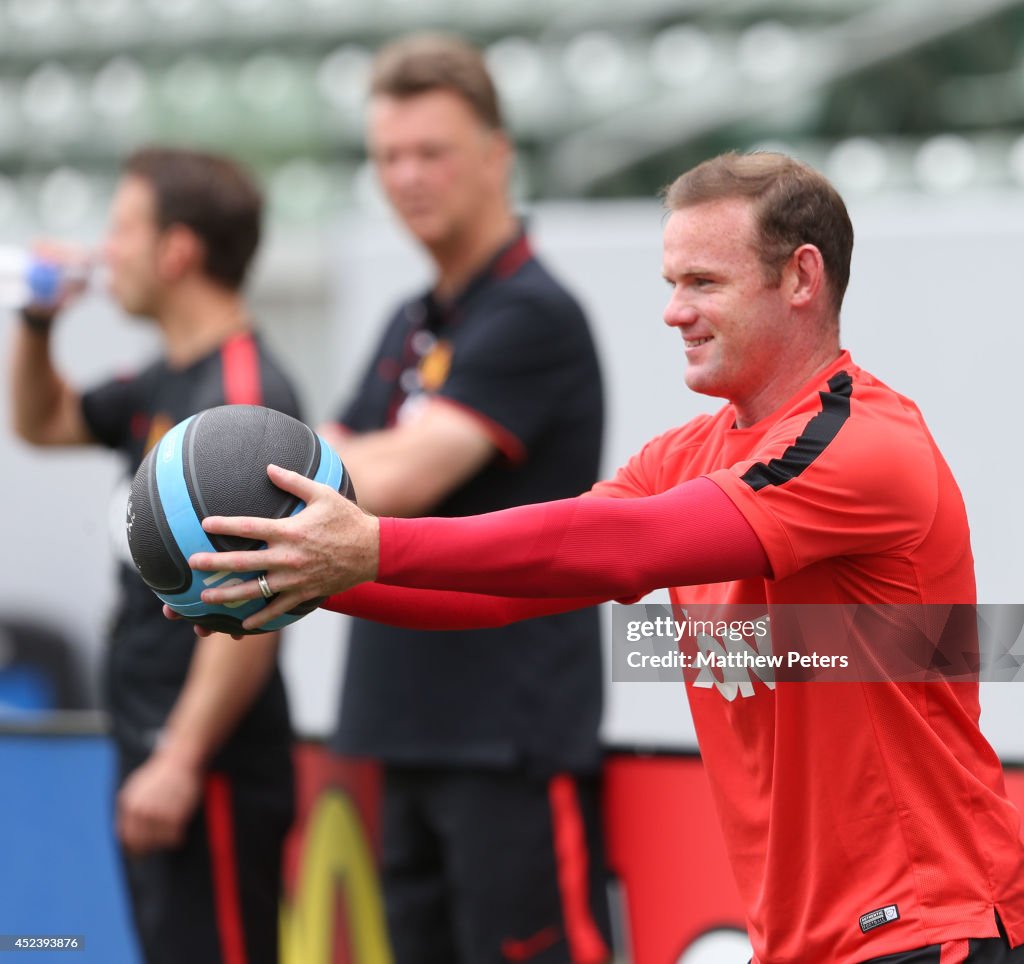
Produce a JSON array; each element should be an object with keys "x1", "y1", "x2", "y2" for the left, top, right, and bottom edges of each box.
[
  {"x1": 3, "y1": 1, "x2": 1024, "y2": 960},
  {"x1": 3, "y1": 0, "x2": 1024, "y2": 216}
]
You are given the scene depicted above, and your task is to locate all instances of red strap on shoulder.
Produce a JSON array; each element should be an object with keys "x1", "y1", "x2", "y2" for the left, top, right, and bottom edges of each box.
[{"x1": 220, "y1": 333, "x2": 262, "y2": 406}]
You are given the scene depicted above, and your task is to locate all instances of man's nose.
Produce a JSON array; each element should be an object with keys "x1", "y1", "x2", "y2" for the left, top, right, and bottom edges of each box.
[{"x1": 663, "y1": 294, "x2": 698, "y2": 328}]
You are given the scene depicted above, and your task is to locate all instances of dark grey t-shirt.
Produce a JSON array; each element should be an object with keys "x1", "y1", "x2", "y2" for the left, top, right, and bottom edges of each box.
[{"x1": 334, "y1": 232, "x2": 605, "y2": 775}]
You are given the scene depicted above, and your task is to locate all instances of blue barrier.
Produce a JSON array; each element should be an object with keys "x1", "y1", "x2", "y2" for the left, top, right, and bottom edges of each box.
[{"x1": 0, "y1": 728, "x2": 140, "y2": 964}]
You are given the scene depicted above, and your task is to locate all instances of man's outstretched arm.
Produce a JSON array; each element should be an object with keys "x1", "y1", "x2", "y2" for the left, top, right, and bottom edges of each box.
[
  {"x1": 323, "y1": 583, "x2": 617, "y2": 630},
  {"x1": 193, "y1": 466, "x2": 769, "y2": 632}
]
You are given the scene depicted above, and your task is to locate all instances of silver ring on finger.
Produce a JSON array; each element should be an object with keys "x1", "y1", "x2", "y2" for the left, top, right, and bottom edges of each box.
[{"x1": 257, "y1": 573, "x2": 274, "y2": 600}]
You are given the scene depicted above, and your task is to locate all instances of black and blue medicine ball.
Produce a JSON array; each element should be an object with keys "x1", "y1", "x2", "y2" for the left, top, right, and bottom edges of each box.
[{"x1": 126, "y1": 404, "x2": 354, "y2": 635}]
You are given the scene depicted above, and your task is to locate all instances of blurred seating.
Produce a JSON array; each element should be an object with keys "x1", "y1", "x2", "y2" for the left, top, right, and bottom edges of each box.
[{"x1": 0, "y1": 0, "x2": 1023, "y2": 222}]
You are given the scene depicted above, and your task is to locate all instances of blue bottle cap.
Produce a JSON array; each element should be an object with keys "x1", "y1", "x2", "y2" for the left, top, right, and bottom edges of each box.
[{"x1": 27, "y1": 260, "x2": 61, "y2": 304}]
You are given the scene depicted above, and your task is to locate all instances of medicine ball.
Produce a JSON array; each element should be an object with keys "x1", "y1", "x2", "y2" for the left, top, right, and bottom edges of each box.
[{"x1": 126, "y1": 404, "x2": 354, "y2": 635}]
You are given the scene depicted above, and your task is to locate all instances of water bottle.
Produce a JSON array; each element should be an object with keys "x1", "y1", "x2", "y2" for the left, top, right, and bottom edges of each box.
[{"x1": 0, "y1": 246, "x2": 91, "y2": 312}]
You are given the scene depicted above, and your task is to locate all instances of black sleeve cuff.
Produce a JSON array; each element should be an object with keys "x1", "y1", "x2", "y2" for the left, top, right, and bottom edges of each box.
[{"x1": 19, "y1": 307, "x2": 56, "y2": 333}]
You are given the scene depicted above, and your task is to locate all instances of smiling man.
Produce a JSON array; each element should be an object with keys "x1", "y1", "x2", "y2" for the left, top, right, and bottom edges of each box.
[{"x1": 194, "y1": 151, "x2": 1024, "y2": 963}]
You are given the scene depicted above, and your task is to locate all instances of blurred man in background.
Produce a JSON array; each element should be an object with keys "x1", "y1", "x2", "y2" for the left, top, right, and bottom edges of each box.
[
  {"x1": 9, "y1": 146, "x2": 296, "y2": 964},
  {"x1": 317, "y1": 33, "x2": 612, "y2": 964}
]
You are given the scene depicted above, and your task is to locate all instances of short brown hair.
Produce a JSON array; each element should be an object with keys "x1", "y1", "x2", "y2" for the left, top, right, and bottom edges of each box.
[
  {"x1": 122, "y1": 146, "x2": 262, "y2": 291},
  {"x1": 370, "y1": 33, "x2": 503, "y2": 131},
  {"x1": 663, "y1": 152, "x2": 854, "y2": 316}
]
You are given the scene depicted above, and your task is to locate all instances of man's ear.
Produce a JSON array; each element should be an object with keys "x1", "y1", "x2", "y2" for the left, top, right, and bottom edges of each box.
[
  {"x1": 157, "y1": 224, "x2": 204, "y2": 282},
  {"x1": 785, "y1": 243, "x2": 825, "y2": 308},
  {"x1": 486, "y1": 129, "x2": 514, "y2": 188}
]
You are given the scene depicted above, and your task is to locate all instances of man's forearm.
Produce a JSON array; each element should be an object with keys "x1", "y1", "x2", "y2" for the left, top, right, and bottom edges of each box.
[
  {"x1": 154, "y1": 631, "x2": 282, "y2": 771},
  {"x1": 9, "y1": 321, "x2": 88, "y2": 445},
  {"x1": 377, "y1": 477, "x2": 770, "y2": 600},
  {"x1": 323, "y1": 583, "x2": 611, "y2": 629},
  {"x1": 329, "y1": 429, "x2": 422, "y2": 515},
  {"x1": 322, "y1": 401, "x2": 495, "y2": 517},
  {"x1": 10, "y1": 323, "x2": 62, "y2": 439}
]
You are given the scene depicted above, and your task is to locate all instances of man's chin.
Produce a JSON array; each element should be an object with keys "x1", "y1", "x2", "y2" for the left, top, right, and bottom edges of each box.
[
  {"x1": 683, "y1": 366, "x2": 710, "y2": 393},
  {"x1": 114, "y1": 297, "x2": 157, "y2": 321},
  {"x1": 400, "y1": 212, "x2": 443, "y2": 241},
  {"x1": 683, "y1": 369, "x2": 728, "y2": 400}
]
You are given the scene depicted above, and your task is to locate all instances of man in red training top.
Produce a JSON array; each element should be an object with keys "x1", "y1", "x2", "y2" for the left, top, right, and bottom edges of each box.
[{"x1": 190, "y1": 151, "x2": 1024, "y2": 963}]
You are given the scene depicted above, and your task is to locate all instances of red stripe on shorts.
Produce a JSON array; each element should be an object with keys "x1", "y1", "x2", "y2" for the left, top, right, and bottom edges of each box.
[
  {"x1": 548, "y1": 775, "x2": 609, "y2": 964},
  {"x1": 204, "y1": 773, "x2": 249, "y2": 964}
]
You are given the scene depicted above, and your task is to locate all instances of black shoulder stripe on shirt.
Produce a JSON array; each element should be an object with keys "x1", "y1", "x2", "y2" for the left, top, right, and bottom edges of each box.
[{"x1": 740, "y1": 371, "x2": 853, "y2": 492}]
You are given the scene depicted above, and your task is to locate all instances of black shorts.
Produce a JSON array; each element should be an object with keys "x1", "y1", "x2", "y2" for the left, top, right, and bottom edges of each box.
[
  {"x1": 861, "y1": 916, "x2": 1024, "y2": 964},
  {"x1": 120, "y1": 771, "x2": 293, "y2": 964},
  {"x1": 380, "y1": 766, "x2": 612, "y2": 964}
]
